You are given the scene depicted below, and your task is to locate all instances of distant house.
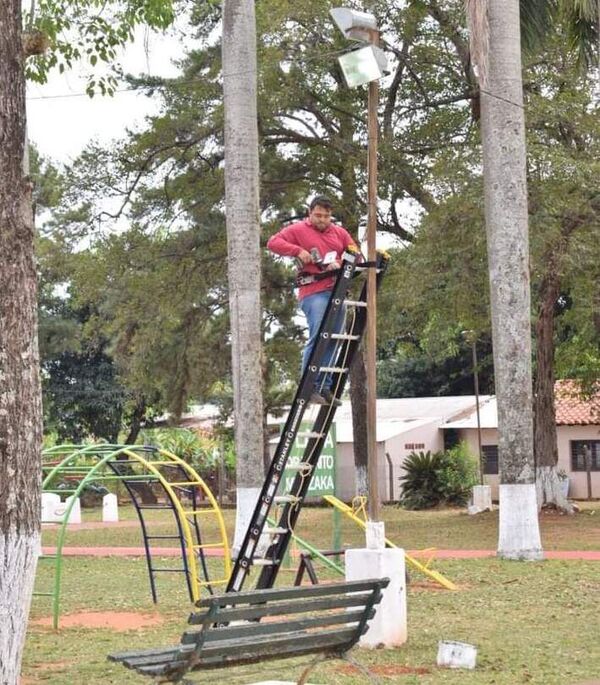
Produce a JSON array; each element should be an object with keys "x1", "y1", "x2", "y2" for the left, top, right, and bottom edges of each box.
[
  {"x1": 270, "y1": 384, "x2": 599, "y2": 501},
  {"x1": 443, "y1": 381, "x2": 599, "y2": 499},
  {"x1": 331, "y1": 396, "x2": 493, "y2": 501},
  {"x1": 270, "y1": 395, "x2": 494, "y2": 501}
]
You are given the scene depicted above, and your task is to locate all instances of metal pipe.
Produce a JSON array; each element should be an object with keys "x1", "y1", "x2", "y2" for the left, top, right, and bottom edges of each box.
[
  {"x1": 385, "y1": 452, "x2": 393, "y2": 502},
  {"x1": 471, "y1": 340, "x2": 484, "y2": 485}
]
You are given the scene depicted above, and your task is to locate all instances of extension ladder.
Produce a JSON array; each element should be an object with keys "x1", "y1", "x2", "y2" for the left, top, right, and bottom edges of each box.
[{"x1": 226, "y1": 250, "x2": 389, "y2": 593}]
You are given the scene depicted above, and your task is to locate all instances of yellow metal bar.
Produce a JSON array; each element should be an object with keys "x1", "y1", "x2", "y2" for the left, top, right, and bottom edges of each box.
[
  {"x1": 152, "y1": 449, "x2": 232, "y2": 598},
  {"x1": 197, "y1": 578, "x2": 229, "y2": 586},
  {"x1": 163, "y1": 481, "x2": 198, "y2": 486},
  {"x1": 323, "y1": 495, "x2": 458, "y2": 591},
  {"x1": 117, "y1": 449, "x2": 203, "y2": 603}
]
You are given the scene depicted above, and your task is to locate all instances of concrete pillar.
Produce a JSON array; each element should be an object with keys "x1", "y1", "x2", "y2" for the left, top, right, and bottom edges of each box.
[
  {"x1": 102, "y1": 493, "x2": 119, "y2": 522},
  {"x1": 468, "y1": 485, "x2": 492, "y2": 514},
  {"x1": 345, "y1": 547, "x2": 407, "y2": 648},
  {"x1": 41, "y1": 493, "x2": 61, "y2": 523},
  {"x1": 54, "y1": 496, "x2": 82, "y2": 524}
]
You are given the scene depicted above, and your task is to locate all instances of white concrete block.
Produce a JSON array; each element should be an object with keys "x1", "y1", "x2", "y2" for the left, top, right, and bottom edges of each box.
[
  {"x1": 471, "y1": 485, "x2": 492, "y2": 512},
  {"x1": 102, "y1": 493, "x2": 119, "y2": 522},
  {"x1": 365, "y1": 520, "x2": 386, "y2": 549},
  {"x1": 54, "y1": 496, "x2": 81, "y2": 524},
  {"x1": 437, "y1": 640, "x2": 477, "y2": 669},
  {"x1": 345, "y1": 547, "x2": 407, "y2": 648},
  {"x1": 41, "y1": 493, "x2": 61, "y2": 522}
]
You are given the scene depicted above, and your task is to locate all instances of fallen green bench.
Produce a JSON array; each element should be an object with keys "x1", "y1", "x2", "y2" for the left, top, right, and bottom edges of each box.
[{"x1": 108, "y1": 577, "x2": 389, "y2": 683}]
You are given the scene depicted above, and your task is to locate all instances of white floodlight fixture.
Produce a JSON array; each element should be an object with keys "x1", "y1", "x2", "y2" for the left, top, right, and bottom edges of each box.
[
  {"x1": 337, "y1": 46, "x2": 382, "y2": 88},
  {"x1": 371, "y1": 45, "x2": 388, "y2": 74},
  {"x1": 330, "y1": 7, "x2": 378, "y2": 43}
]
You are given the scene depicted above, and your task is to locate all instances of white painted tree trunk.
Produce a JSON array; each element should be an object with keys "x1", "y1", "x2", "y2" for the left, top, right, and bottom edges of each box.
[
  {"x1": 0, "y1": 2, "x2": 43, "y2": 680},
  {"x1": 536, "y1": 466, "x2": 571, "y2": 511},
  {"x1": 0, "y1": 533, "x2": 40, "y2": 682},
  {"x1": 477, "y1": 0, "x2": 542, "y2": 560},
  {"x1": 222, "y1": 0, "x2": 264, "y2": 554}
]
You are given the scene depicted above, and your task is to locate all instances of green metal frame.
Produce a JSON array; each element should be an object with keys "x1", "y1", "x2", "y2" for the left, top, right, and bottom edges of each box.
[{"x1": 38, "y1": 444, "x2": 231, "y2": 628}]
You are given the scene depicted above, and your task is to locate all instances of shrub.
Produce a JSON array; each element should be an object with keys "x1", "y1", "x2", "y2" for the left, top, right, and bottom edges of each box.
[
  {"x1": 399, "y1": 443, "x2": 479, "y2": 510},
  {"x1": 399, "y1": 450, "x2": 448, "y2": 509},
  {"x1": 438, "y1": 442, "x2": 480, "y2": 506}
]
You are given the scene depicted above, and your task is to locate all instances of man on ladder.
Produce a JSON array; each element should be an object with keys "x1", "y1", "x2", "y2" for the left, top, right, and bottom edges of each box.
[{"x1": 267, "y1": 195, "x2": 358, "y2": 406}]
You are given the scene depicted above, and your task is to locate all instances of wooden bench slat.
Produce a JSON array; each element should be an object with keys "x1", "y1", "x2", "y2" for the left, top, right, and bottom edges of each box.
[
  {"x1": 108, "y1": 645, "x2": 181, "y2": 664},
  {"x1": 134, "y1": 627, "x2": 359, "y2": 677},
  {"x1": 189, "y1": 592, "x2": 375, "y2": 625},
  {"x1": 194, "y1": 578, "x2": 386, "y2": 608},
  {"x1": 182, "y1": 607, "x2": 374, "y2": 645},
  {"x1": 198, "y1": 625, "x2": 357, "y2": 658}
]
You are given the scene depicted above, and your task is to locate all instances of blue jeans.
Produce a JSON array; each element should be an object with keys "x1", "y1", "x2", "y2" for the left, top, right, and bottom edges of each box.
[{"x1": 300, "y1": 290, "x2": 345, "y2": 391}]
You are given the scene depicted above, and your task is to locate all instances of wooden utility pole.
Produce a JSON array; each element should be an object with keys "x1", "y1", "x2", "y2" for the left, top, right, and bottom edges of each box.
[{"x1": 366, "y1": 29, "x2": 380, "y2": 522}]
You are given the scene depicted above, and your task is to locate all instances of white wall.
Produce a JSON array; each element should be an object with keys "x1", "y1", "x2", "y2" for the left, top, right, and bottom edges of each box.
[
  {"x1": 457, "y1": 425, "x2": 600, "y2": 500},
  {"x1": 557, "y1": 425, "x2": 600, "y2": 499},
  {"x1": 455, "y1": 428, "x2": 500, "y2": 499},
  {"x1": 335, "y1": 419, "x2": 443, "y2": 502}
]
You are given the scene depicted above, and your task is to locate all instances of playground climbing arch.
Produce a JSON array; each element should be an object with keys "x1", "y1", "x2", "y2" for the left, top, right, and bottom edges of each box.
[{"x1": 38, "y1": 443, "x2": 231, "y2": 628}]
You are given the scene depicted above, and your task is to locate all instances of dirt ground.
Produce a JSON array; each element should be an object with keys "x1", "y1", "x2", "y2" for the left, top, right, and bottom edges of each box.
[{"x1": 31, "y1": 611, "x2": 165, "y2": 631}]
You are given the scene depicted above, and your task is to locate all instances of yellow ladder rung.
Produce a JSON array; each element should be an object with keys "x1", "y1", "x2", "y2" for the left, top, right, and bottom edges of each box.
[
  {"x1": 196, "y1": 578, "x2": 229, "y2": 586},
  {"x1": 184, "y1": 509, "x2": 215, "y2": 516}
]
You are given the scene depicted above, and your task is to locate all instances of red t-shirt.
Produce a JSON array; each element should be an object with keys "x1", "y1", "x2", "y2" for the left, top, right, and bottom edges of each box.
[{"x1": 267, "y1": 219, "x2": 357, "y2": 299}]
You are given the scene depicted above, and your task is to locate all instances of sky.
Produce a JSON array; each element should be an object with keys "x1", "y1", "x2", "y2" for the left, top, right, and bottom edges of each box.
[
  {"x1": 26, "y1": 28, "x2": 186, "y2": 164},
  {"x1": 25, "y1": 26, "x2": 407, "y2": 249}
]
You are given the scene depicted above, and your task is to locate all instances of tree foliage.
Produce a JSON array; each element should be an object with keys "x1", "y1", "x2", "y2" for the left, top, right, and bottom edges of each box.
[
  {"x1": 24, "y1": 0, "x2": 175, "y2": 93},
  {"x1": 38, "y1": 1, "x2": 600, "y2": 444}
]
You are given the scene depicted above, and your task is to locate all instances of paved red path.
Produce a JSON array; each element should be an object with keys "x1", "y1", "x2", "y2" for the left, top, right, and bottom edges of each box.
[{"x1": 42, "y1": 546, "x2": 600, "y2": 560}]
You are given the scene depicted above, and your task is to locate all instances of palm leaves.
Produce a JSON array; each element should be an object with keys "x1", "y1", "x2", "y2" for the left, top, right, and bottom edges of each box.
[{"x1": 464, "y1": 0, "x2": 598, "y2": 79}]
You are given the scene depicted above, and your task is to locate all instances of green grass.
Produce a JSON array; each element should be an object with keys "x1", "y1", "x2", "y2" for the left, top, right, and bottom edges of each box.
[
  {"x1": 41, "y1": 500, "x2": 600, "y2": 551},
  {"x1": 25, "y1": 503, "x2": 600, "y2": 684}
]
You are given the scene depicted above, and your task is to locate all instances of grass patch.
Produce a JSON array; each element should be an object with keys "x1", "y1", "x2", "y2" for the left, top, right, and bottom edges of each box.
[{"x1": 26, "y1": 502, "x2": 600, "y2": 684}]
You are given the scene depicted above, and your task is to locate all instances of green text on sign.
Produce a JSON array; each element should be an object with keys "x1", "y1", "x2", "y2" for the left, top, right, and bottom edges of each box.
[{"x1": 280, "y1": 422, "x2": 336, "y2": 496}]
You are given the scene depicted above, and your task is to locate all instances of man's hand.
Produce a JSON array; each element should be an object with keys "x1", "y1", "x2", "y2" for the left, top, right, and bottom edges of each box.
[
  {"x1": 297, "y1": 249, "x2": 312, "y2": 265},
  {"x1": 325, "y1": 260, "x2": 341, "y2": 271}
]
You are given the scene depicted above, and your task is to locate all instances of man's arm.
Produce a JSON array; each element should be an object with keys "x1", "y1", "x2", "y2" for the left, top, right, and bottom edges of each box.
[{"x1": 267, "y1": 227, "x2": 311, "y2": 264}]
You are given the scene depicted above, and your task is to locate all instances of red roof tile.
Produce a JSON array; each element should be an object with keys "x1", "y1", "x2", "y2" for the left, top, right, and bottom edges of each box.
[{"x1": 554, "y1": 380, "x2": 600, "y2": 425}]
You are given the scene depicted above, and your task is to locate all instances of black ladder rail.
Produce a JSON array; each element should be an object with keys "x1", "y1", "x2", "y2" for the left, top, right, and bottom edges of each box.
[
  {"x1": 255, "y1": 251, "x2": 390, "y2": 590},
  {"x1": 226, "y1": 252, "x2": 361, "y2": 593}
]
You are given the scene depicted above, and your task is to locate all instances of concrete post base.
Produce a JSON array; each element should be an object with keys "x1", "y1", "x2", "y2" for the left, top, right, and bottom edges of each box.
[
  {"x1": 345, "y1": 547, "x2": 407, "y2": 648},
  {"x1": 468, "y1": 485, "x2": 492, "y2": 514},
  {"x1": 365, "y1": 520, "x2": 385, "y2": 549},
  {"x1": 103, "y1": 493, "x2": 119, "y2": 522}
]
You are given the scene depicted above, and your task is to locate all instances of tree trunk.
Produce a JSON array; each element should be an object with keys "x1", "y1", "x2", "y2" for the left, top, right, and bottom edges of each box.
[
  {"x1": 222, "y1": 0, "x2": 264, "y2": 555},
  {"x1": 0, "y1": 2, "x2": 43, "y2": 680},
  {"x1": 478, "y1": 0, "x2": 542, "y2": 560},
  {"x1": 124, "y1": 397, "x2": 146, "y2": 445},
  {"x1": 533, "y1": 271, "x2": 573, "y2": 512}
]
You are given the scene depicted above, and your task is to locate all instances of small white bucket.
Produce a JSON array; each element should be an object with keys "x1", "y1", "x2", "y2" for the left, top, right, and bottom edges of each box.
[{"x1": 437, "y1": 640, "x2": 477, "y2": 669}]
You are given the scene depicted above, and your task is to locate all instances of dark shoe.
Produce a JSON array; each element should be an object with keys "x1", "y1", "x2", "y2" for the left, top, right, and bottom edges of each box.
[
  {"x1": 322, "y1": 389, "x2": 342, "y2": 407},
  {"x1": 310, "y1": 391, "x2": 328, "y2": 405}
]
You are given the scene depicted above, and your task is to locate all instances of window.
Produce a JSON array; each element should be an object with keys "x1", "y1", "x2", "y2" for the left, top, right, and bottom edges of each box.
[
  {"x1": 570, "y1": 441, "x2": 600, "y2": 471},
  {"x1": 482, "y1": 445, "x2": 498, "y2": 474}
]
